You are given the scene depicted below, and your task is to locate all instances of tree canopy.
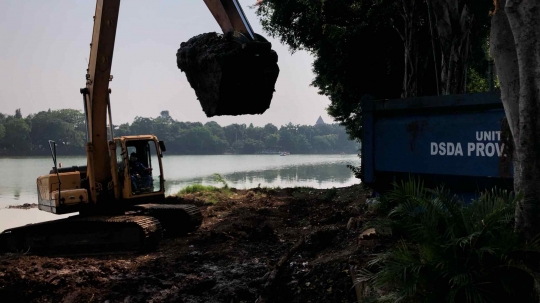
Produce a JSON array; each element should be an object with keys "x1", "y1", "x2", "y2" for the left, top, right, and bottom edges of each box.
[
  {"x1": 0, "y1": 109, "x2": 358, "y2": 156},
  {"x1": 255, "y1": 0, "x2": 493, "y2": 139}
]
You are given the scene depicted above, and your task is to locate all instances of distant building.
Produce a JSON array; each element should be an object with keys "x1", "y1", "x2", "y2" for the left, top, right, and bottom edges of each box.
[{"x1": 315, "y1": 116, "x2": 325, "y2": 126}]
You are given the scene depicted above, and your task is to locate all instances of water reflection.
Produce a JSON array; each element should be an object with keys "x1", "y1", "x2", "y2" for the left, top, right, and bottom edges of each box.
[
  {"x1": 13, "y1": 188, "x2": 20, "y2": 200},
  {"x1": 0, "y1": 155, "x2": 360, "y2": 232},
  {"x1": 0, "y1": 155, "x2": 360, "y2": 206},
  {"x1": 165, "y1": 161, "x2": 358, "y2": 195},
  {"x1": 225, "y1": 163, "x2": 352, "y2": 184}
]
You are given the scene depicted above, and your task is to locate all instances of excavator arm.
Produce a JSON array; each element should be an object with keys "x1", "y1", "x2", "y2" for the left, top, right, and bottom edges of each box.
[
  {"x1": 81, "y1": 0, "x2": 120, "y2": 207},
  {"x1": 81, "y1": 0, "x2": 267, "y2": 206},
  {"x1": 203, "y1": 0, "x2": 256, "y2": 40}
]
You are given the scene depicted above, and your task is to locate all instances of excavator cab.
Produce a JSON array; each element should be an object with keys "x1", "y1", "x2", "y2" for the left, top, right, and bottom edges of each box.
[
  {"x1": 113, "y1": 136, "x2": 165, "y2": 200},
  {"x1": 35, "y1": 135, "x2": 167, "y2": 215}
]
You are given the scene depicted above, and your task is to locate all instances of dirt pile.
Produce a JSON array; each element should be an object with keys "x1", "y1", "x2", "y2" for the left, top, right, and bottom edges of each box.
[
  {"x1": 177, "y1": 32, "x2": 279, "y2": 117},
  {"x1": 0, "y1": 185, "x2": 385, "y2": 303}
]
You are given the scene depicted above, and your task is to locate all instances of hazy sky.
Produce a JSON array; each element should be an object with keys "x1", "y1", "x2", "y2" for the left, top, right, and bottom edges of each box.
[{"x1": 0, "y1": 1, "x2": 335, "y2": 127}]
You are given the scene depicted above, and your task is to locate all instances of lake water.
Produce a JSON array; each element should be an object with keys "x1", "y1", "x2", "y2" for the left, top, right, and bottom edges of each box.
[{"x1": 0, "y1": 154, "x2": 360, "y2": 232}]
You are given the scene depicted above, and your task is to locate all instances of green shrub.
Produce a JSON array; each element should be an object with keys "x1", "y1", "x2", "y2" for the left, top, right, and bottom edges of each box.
[
  {"x1": 358, "y1": 178, "x2": 540, "y2": 303},
  {"x1": 178, "y1": 173, "x2": 230, "y2": 195},
  {"x1": 178, "y1": 184, "x2": 219, "y2": 194},
  {"x1": 212, "y1": 173, "x2": 229, "y2": 189}
]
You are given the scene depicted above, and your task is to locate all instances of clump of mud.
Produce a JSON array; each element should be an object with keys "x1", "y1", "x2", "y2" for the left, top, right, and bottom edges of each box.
[
  {"x1": 177, "y1": 32, "x2": 279, "y2": 117},
  {"x1": 7, "y1": 203, "x2": 37, "y2": 209}
]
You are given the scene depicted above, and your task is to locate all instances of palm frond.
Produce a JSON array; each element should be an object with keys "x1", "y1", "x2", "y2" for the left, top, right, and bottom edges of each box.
[{"x1": 363, "y1": 179, "x2": 539, "y2": 303}]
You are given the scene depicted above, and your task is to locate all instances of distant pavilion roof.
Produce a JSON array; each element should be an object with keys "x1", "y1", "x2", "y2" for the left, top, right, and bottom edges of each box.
[{"x1": 315, "y1": 116, "x2": 325, "y2": 125}]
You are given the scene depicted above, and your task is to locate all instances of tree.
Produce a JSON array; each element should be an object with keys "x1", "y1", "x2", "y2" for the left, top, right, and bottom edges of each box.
[
  {"x1": 490, "y1": 0, "x2": 540, "y2": 239},
  {"x1": 241, "y1": 138, "x2": 265, "y2": 154},
  {"x1": 0, "y1": 107, "x2": 358, "y2": 155},
  {"x1": 130, "y1": 117, "x2": 155, "y2": 135},
  {"x1": 428, "y1": 0, "x2": 473, "y2": 95},
  {"x1": 279, "y1": 124, "x2": 297, "y2": 151},
  {"x1": 313, "y1": 134, "x2": 338, "y2": 152},
  {"x1": 205, "y1": 121, "x2": 227, "y2": 140},
  {"x1": 160, "y1": 110, "x2": 170, "y2": 119},
  {"x1": 28, "y1": 110, "x2": 85, "y2": 152},
  {"x1": 0, "y1": 123, "x2": 5, "y2": 146},
  {"x1": 183, "y1": 126, "x2": 228, "y2": 154},
  {"x1": 264, "y1": 133, "x2": 280, "y2": 149},
  {"x1": 14, "y1": 109, "x2": 22, "y2": 119},
  {"x1": 223, "y1": 124, "x2": 242, "y2": 144},
  {"x1": 264, "y1": 123, "x2": 278, "y2": 134},
  {"x1": 3, "y1": 118, "x2": 31, "y2": 151},
  {"x1": 246, "y1": 123, "x2": 264, "y2": 141},
  {"x1": 256, "y1": 0, "x2": 404, "y2": 140},
  {"x1": 295, "y1": 134, "x2": 312, "y2": 153},
  {"x1": 116, "y1": 123, "x2": 131, "y2": 137},
  {"x1": 255, "y1": 0, "x2": 492, "y2": 139}
]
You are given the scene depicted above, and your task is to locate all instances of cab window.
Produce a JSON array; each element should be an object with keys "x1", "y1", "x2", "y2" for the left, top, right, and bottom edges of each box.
[{"x1": 126, "y1": 141, "x2": 161, "y2": 195}]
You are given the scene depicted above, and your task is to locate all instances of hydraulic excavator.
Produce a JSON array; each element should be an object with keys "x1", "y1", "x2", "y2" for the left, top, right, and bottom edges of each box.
[{"x1": 0, "y1": 0, "x2": 277, "y2": 255}]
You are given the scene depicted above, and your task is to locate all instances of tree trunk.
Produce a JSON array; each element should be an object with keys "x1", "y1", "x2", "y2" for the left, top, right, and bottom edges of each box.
[
  {"x1": 396, "y1": 0, "x2": 420, "y2": 98},
  {"x1": 491, "y1": 0, "x2": 540, "y2": 239},
  {"x1": 430, "y1": 0, "x2": 473, "y2": 95}
]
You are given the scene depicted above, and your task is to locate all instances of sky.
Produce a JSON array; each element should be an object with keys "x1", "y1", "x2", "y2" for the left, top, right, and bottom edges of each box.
[{"x1": 0, "y1": 0, "x2": 335, "y2": 127}]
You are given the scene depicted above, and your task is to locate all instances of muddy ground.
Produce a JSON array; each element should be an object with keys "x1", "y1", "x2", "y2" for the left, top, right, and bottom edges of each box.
[{"x1": 0, "y1": 185, "x2": 385, "y2": 303}]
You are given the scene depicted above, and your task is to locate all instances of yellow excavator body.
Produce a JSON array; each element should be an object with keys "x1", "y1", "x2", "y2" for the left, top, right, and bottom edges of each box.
[{"x1": 37, "y1": 171, "x2": 88, "y2": 214}]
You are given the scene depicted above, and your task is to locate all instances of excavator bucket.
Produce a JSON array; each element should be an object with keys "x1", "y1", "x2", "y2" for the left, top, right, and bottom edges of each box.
[{"x1": 176, "y1": 32, "x2": 279, "y2": 117}]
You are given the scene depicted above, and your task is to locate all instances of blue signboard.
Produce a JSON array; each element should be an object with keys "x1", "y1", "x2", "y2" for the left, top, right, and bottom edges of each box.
[
  {"x1": 361, "y1": 92, "x2": 513, "y2": 192},
  {"x1": 374, "y1": 108, "x2": 511, "y2": 177}
]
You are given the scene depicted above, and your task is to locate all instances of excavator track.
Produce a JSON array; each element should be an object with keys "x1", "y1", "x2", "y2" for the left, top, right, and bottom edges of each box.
[
  {"x1": 0, "y1": 215, "x2": 162, "y2": 256},
  {"x1": 131, "y1": 204, "x2": 203, "y2": 236}
]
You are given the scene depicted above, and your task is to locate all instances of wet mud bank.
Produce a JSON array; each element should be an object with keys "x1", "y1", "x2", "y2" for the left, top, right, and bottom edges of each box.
[{"x1": 0, "y1": 184, "x2": 385, "y2": 303}]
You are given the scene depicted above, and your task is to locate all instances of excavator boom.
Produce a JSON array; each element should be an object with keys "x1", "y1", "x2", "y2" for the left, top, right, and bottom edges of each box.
[{"x1": 83, "y1": 0, "x2": 120, "y2": 205}]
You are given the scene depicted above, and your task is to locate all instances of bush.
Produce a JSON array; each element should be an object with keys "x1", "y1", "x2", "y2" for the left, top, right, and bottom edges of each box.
[
  {"x1": 212, "y1": 173, "x2": 229, "y2": 189},
  {"x1": 358, "y1": 178, "x2": 540, "y2": 303},
  {"x1": 178, "y1": 184, "x2": 219, "y2": 194}
]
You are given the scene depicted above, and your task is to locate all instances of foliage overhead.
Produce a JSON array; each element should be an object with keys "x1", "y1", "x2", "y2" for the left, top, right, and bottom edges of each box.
[{"x1": 255, "y1": 0, "x2": 493, "y2": 139}]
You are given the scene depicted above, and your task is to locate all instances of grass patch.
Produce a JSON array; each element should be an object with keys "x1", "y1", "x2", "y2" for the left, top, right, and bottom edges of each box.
[
  {"x1": 324, "y1": 187, "x2": 338, "y2": 200},
  {"x1": 178, "y1": 184, "x2": 220, "y2": 195},
  {"x1": 292, "y1": 186, "x2": 316, "y2": 199},
  {"x1": 177, "y1": 184, "x2": 232, "y2": 204},
  {"x1": 261, "y1": 186, "x2": 281, "y2": 191},
  {"x1": 177, "y1": 174, "x2": 234, "y2": 204},
  {"x1": 293, "y1": 186, "x2": 315, "y2": 190},
  {"x1": 178, "y1": 173, "x2": 230, "y2": 195}
]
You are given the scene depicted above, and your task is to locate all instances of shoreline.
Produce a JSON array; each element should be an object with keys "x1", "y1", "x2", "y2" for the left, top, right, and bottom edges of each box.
[{"x1": 0, "y1": 152, "x2": 360, "y2": 158}]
